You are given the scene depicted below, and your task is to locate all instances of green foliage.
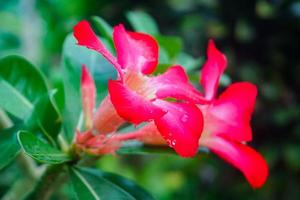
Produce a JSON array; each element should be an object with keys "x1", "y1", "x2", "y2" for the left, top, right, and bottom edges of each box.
[
  {"x1": 17, "y1": 131, "x2": 71, "y2": 164},
  {"x1": 92, "y1": 16, "x2": 113, "y2": 47},
  {"x1": 0, "y1": 78, "x2": 32, "y2": 119},
  {"x1": 0, "y1": 1, "x2": 299, "y2": 199},
  {"x1": 0, "y1": 56, "x2": 48, "y2": 119},
  {"x1": 155, "y1": 35, "x2": 183, "y2": 60},
  {"x1": 69, "y1": 167, "x2": 155, "y2": 200},
  {"x1": 118, "y1": 142, "x2": 209, "y2": 155},
  {"x1": 0, "y1": 126, "x2": 20, "y2": 170},
  {"x1": 126, "y1": 11, "x2": 159, "y2": 35},
  {"x1": 25, "y1": 91, "x2": 62, "y2": 143}
]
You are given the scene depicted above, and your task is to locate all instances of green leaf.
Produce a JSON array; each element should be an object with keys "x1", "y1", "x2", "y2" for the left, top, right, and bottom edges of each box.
[
  {"x1": 0, "y1": 78, "x2": 32, "y2": 119},
  {"x1": 25, "y1": 91, "x2": 62, "y2": 143},
  {"x1": 0, "y1": 56, "x2": 48, "y2": 120},
  {"x1": 17, "y1": 131, "x2": 71, "y2": 164},
  {"x1": 156, "y1": 35, "x2": 183, "y2": 59},
  {"x1": 175, "y1": 53, "x2": 203, "y2": 72},
  {"x1": 0, "y1": 126, "x2": 20, "y2": 170},
  {"x1": 126, "y1": 11, "x2": 159, "y2": 35},
  {"x1": 61, "y1": 34, "x2": 116, "y2": 143},
  {"x1": 0, "y1": 55, "x2": 48, "y2": 104},
  {"x1": 118, "y1": 142, "x2": 209, "y2": 156},
  {"x1": 118, "y1": 146, "x2": 177, "y2": 155},
  {"x1": 69, "y1": 167, "x2": 155, "y2": 200},
  {"x1": 92, "y1": 16, "x2": 113, "y2": 48}
]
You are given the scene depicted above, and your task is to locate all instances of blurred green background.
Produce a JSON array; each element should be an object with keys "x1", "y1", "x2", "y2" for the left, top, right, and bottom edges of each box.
[{"x1": 1, "y1": 0, "x2": 300, "y2": 199}]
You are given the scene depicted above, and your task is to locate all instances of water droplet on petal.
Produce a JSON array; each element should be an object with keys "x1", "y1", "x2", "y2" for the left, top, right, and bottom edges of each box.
[
  {"x1": 171, "y1": 140, "x2": 176, "y2": 146},
  {"x1": 181, "y1": 114, "x2": 188, "y2": 122}
]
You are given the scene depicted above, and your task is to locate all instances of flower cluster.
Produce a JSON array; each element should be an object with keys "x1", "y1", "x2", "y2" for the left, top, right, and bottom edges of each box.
[{"x1": 73, "y1": 20, "x2": 268, "y2": 188}]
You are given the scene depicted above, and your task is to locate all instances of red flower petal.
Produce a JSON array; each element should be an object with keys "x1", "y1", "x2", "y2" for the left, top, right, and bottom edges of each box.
[
  {"x1": 204, "y1": 82, "x2": 257, "y2": 142},
  {"x1": 152, "y1": 65, "x2": 207, "y2": 103},
  {"x1": 113, "y1": 24, "x2": 158, "y2": 74},
  {"x1": 202, "y1": 136, "x2": 268, "y2": 188},
  {"x1": 93, "y1": 96, "x2": 125, "y2": 134},
  {"x1": 200, "y1": 39, "x2": 227, "y2": 100},
  {"x1": 73, "y1": 20, "x2": 123, "y2": 78},
  {"x1": 153, "y1": 100, "x2": 203, "y2": 157},
  {"x1": 108, "y1": 80, "x2": 166, "y2": 125},
  {"x1": 81, "y1": 65, "x2": 96, "y2": 129}
]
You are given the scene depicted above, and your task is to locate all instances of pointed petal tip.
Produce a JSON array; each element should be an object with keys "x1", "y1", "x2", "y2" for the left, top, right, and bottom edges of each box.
[
  {"x1": 200, "y1": 39, "x2": 228, "y2": 100},
  {"x1": 73, "y1": 20, "x2": 101, "y2": 49},
  {"x1": 81, "y1": 65, "x2": 93, "y2": 85},
  {"x1": 203, "y1": 137, "x2": 268, "y2": 189},
  {"x1": 80, "y1": 65, "x2": 96, "y2": 129}
]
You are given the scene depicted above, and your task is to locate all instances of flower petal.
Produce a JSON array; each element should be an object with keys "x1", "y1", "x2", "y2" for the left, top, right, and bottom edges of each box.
[
  {"x1": 203, "y1": 82, "x2": 257, "y2": 142},
  {"x1": 94, "y1": 95, "x2": 125, "y2": 134},
  {"x1": 73, "y1": 20, "x2": 123, "y2": 77},
  {"x1": 108, "y1": 80, "x2": 166, "y2": 125},
  {"x1": 152, "y1": 65, "x2": 207, "y2": 103},
  {"x1": 202, "y1": 136, "x2": 268, "y2": 188},
  {"x1": 81, "y1": 65, "x2": 96, "y2": 129},
  {"x1": 153, "y1": 100, "x2": 203, "y2": 157},
  {"x1": 113, "y1": 24, "x2": 158, "y2": 74},
  {"x1": 200, "y1": 39, "x2": 227, "y2": 100}
]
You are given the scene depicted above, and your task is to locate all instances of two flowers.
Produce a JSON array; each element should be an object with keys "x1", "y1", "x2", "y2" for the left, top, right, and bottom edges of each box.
[{"x1": 74, "y1": 20, "x2": 268, "y2": 188}]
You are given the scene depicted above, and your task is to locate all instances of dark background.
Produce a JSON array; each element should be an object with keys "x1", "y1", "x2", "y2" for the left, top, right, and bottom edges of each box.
[{"x1": 1, "y1": 0, "x2": 300, "y2": 199}]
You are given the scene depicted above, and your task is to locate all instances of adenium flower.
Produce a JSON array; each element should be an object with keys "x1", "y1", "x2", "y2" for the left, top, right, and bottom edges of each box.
[
  {"x1": 198, "y1": 40, "x2": 268, "y2": 188},
  {"x1": 122, "y1": 40, "x2": 268, "y2": 188},
  {"x1": 73, "y1": 20, "x2": 205, "y2": 157}
]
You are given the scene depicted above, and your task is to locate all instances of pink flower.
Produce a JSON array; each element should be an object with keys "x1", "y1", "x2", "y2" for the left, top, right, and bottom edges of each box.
[
  {"x1": 197, "y1": 40, "x2": 268, "y2": 188},
  {"x1": 122, "y1": 40, "x2": 268, "y2": 188},
  {"x1": 73, "y1": 21, "x2": 205, "y2": 157}
]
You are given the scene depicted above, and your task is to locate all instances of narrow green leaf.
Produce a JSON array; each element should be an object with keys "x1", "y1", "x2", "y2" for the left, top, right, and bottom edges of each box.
[
  {"x1": 175, "y1": 53, "x2": 203, "y2": 72},
  {"x1": 25, "y1": 91, "x2": 62, "y2": 142},
  {"x1": 0, "y1": 126, "x2": 20, "y2": 170},
  {"x1": 156, "y1": 35, "x2": 183, "y2": 59},
  {"x1": 92, "y1": 16, "x2": 113, "y2": 47},
  {"x1": 118, "y1": 142, "x2": 209, "y2": 156},
  {"x1": 117, "y1": 145, "x2": 178, "y2": 155},
  {"x1": 0, "y1": 78, "x2": 32, "y2": 119},
  {"x1": 126, "y1": 11, "x2": 159, "y2": 35},
  {"x1": 17, "y1": 131, "x2": 71, "y2": 164},
  {"x1": 69, "y1": 167, "x2": 156, "y2": 200}
]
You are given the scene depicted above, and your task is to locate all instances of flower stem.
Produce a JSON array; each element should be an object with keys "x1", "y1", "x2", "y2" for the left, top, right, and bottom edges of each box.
[{"x1": 24, "y1": 164, "x2": 65, "y2": 200}]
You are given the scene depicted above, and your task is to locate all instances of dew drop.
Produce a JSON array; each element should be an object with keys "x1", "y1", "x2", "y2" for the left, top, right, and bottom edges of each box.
[
  {"x1": 181, "y1": 114, "x2": 188, "y2": 122},
  {"x1": 171, "y1": 140, "x2": 176, "y2": 146}
]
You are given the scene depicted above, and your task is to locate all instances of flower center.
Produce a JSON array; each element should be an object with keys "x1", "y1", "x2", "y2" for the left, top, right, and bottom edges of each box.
[{"x1": 124, "y1": 70, "x2": 156, "y2": 99}]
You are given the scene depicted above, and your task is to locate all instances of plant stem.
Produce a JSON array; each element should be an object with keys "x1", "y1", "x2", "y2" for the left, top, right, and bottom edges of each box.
[
  {"x1": 2, "y1": 178, "x2": 33, "y2": 200},
  {"x1": 24, "y1": 164, "x2": 66, "y2": 200},
  {"x1": 17, "y1": 152, "x2": 44, "y2": 180},
  {"x1": 0, "y1": 109, "x2": 13, "y2": 130}
]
